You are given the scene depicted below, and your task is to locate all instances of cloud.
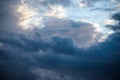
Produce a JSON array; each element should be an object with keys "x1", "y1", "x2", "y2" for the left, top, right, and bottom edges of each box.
[
  {"x1": 0, "y1": 0, "x2": 120, "y2": 80},
  {"x1": 16, "y1": 3, "x2": 43, "y2": 30},
  {"x1": 31, "y1": 67, "x2": 73, "y2": 80},
  {"x1": 79, "y1": 0, "x2": 93, "y2": 8},
  {"x1": 104, "y1": 19, "x2": 116, "y2": 25},
  {"x1": 106, "y1": 13, "x2": 120, "y2": 31},
  {"x1": 91, "y1": 7, "x2": 117, "y2": 11},
  {"x1": 41, "y1": 17, "x2": 101, "y2": 48},
  {"x1": 112, "y1": 13, "x2": 120, "y2": 21},
  {"x1": 1, "y1": 24, "x2": 120, "y2": 80},
  {"x1": 14, "y1": 0, "x2": 71, "y2": 30},
  {"x1": 19, "y1": 0, "x2": 71, "y2": 7},
  {"x1": 44, "y1": 5, "x2": 67, "y2": 19},
  {"x1": 41, "y1": 0, "x2": 71, "y2": 7},
  {"x1": 0, "y1": 0, "x2": 19, "y2": 31}
]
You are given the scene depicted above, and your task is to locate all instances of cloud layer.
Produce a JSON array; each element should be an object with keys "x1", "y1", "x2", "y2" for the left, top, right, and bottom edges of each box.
[{"x1": 0, "y1": 0, "x2": 120, "y2": 80}]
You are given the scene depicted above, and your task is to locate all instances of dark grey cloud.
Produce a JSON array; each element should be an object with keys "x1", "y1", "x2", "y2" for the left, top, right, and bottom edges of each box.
[
  {"x1": 106, "y1": 13, "x2": 120, "y2": 31},
  {"x1": 1, "y1": 22, "x2": 120, "y2": 80},
  {"x1": 1, "y1": 29, "x2": 120, "y2": 80},
  {"x1": 112, "y1": 13, "x2": 120, "y2": 21},
  {"x1": 0, "y1": 0, "x2": 21, "y2": 32},
  {"x1": 91, "y1": 7, "x2": 116, "y2": 11},
  {"x1": 0, "y1": 0, "x2": 120, "y2": 80},
  {"x1": 83, "y1": 0, "x2": 120, "y2": 3}
]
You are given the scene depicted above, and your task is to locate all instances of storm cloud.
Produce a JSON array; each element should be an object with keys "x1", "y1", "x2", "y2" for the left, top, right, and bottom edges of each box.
[{"x1": 0, "y1": 0, "x2": 120, "y2": 80}]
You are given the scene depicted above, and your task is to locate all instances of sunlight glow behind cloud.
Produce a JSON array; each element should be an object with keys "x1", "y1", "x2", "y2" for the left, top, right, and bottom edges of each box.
[
  {"x1": 16, "y1": 1, "x2": 44, "y2": 30},
  {"x1": 14, "y1": 0, "x2": 118, "y2": 48},
  {"x1": 104, "y1": 19, "x2": 116, "y2": 25}
]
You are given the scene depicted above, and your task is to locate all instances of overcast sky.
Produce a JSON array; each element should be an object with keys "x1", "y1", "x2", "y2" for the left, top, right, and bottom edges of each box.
[{"x1": 0, "y1": 0, "x2": 120, "y2": 80}]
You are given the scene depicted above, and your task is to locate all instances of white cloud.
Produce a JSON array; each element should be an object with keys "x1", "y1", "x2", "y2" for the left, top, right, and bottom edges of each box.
[
  {"x1": 111, "y1": 0, "x2": 116, "y2": 2},
  {"x1": 16, "y1": 1, "x2": 44, "y2": 30},
  {"x1": 104, "y1": 19, "x2": 116, "y2": 25},
  {"x1": 117, "y1": 3, "x2": 120, "y2": 10},
  {"x1": 44, "y1": 5, "x2": 67, "y2": 18}
]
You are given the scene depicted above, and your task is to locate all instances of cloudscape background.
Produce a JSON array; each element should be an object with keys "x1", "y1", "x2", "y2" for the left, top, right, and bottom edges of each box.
[{"x1": 0, "y1": 0, "x2": 120, "y2": 80}]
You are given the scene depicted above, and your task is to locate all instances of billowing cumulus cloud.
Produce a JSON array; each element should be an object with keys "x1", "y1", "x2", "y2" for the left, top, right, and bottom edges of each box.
[
  {"x1": 40, "y1": 17, "x2": 102, "y2": 47},
  {"x1": 0, "y1": 0, "x2": 120, "y2": 80}
]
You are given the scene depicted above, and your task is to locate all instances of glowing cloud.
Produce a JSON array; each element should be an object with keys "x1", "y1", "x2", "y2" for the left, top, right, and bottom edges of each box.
[
  {"x1": 98, "y1": 30, "x2": 114, "y2": 42},
  {"x1": 44, "y1": 5, "x2": 67, "y2": 18},
  {"x1": 104, "y1": 19, "x2": 116, "y2": 25},
  {"x1": 16, "y1": 2, "x2": 43, "y2": 30}
]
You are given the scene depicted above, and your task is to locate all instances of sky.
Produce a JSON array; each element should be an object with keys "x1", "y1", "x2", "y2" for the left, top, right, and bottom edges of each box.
[{"x1": 0, "y1": 0, "x2": 120, "y2": 80}]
